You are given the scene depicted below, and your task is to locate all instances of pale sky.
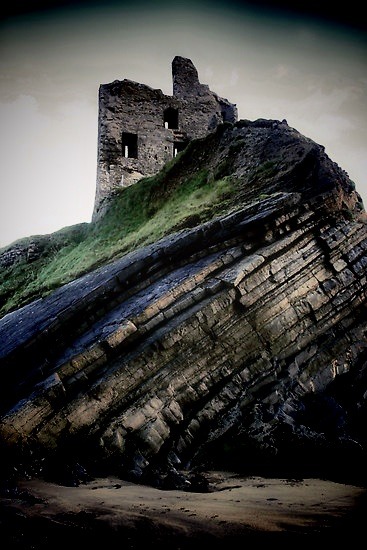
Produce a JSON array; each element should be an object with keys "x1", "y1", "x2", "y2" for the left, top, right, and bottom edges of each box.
[{"x1": 0, "y1": 0, "x2": 366, "y2": 248}]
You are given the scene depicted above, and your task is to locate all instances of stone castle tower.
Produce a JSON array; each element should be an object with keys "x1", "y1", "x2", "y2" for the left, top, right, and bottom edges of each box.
[{"x1": 93, "y1": 56, "x2": 238, "y2": 218}]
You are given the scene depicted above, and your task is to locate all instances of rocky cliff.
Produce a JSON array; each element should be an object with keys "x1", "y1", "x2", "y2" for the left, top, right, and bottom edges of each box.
[{"x1": 1, "y1": 119, "x2": 366, "y2": 488}]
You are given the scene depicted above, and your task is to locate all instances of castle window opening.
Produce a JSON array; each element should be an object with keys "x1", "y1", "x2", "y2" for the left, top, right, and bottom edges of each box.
[
  {"x1": 122, "y1": 132, "x2": 138, "y2": 158},
  {"x1": 164, "y1": 107, "x2": 179, "y2": 129},
  {"x1": 173, "y1": 141, "x2": 187, "y2": 157}
]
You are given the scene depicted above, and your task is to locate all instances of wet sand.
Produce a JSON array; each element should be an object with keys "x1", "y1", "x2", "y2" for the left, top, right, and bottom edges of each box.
[{"x1": 1, "y1": 471, "x2": 365, "y2": 548}]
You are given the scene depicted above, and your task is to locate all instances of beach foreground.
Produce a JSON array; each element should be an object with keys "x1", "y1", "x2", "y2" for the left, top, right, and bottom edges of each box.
[{"x1": 0, "y1": 471, "x2": 365, "y2": 548}]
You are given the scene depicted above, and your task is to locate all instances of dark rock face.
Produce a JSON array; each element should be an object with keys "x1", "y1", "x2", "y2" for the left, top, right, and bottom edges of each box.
[
  {"x1": 0, "y1": 240, "x2": 43, "y2": 268},
  {"x1": 0, "y1": 119, "x2": 366, "y2": 486}
]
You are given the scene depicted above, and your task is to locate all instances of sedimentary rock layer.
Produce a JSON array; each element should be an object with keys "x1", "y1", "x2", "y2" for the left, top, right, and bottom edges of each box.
[{"x1": 0, "y1": 119, "x2": 366, "y2": 482}]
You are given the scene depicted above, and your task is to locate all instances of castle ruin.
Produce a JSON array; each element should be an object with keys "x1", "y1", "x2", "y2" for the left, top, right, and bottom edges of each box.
[{"x1": 93, "y1": 56, "x2": 238, "y2": 218}]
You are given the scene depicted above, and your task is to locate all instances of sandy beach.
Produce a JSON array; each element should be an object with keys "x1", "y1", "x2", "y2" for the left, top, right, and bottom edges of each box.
[{"x1": 1, "y1": 471, "x2": 365, "y2": 548}]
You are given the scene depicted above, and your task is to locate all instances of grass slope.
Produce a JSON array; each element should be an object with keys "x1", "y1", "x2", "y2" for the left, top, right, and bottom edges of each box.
[{"x1": 0, "y1": 147, "x2": 238, "y2": 319}]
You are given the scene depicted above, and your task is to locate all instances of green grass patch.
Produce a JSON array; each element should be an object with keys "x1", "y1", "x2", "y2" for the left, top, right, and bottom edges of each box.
[
  {"x1": 0, "y1": 162, "x2": 237, "y2": 318},
  {"x1": 249, "y1": 160, "x2": 278, "y2": 183}
]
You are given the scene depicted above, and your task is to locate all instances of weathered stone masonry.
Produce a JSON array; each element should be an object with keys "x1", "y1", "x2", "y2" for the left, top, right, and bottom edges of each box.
[{"x1": 93, "y1": 56, "x2": 238, "y2": 218}]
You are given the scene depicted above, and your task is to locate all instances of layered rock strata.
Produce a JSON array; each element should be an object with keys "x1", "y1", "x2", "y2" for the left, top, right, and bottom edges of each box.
[{"x1": 0, "y1": 120, "x2": 366, "y2": 484}]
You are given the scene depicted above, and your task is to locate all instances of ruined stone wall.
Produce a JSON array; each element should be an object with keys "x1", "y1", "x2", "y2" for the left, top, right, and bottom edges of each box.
[
  {"x1": 94, "y1": 81, "x2": 176, "y2": 215},
  {"x1": 93, "y1": 57, "x2": 237, "y2": 218}
]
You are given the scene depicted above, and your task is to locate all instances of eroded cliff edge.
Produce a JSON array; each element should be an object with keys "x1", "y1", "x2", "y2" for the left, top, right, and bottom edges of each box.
[{"x1": 0, "y1": 119, "x2": 366, "y2": 487}]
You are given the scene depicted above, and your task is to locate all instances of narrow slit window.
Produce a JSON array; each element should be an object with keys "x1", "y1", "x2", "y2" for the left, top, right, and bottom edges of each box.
[
  {"x1": 121, "y1": 132, "x2": 138, "y2": 158},
  {"x1": 164, "y1": 107, "x2": 179, "y2": 129},
  {"x1": 221, "y1": 110, "x2": 227, "y2": 122},
  {"x1": 173, "y1": 141, "x2": 187, "y2": 157}
]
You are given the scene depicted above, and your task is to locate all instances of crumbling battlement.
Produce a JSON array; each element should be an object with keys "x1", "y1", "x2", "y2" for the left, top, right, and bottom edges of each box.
[{"x1": 93, "y1": 56, "x2": 237, "y2": 218}]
